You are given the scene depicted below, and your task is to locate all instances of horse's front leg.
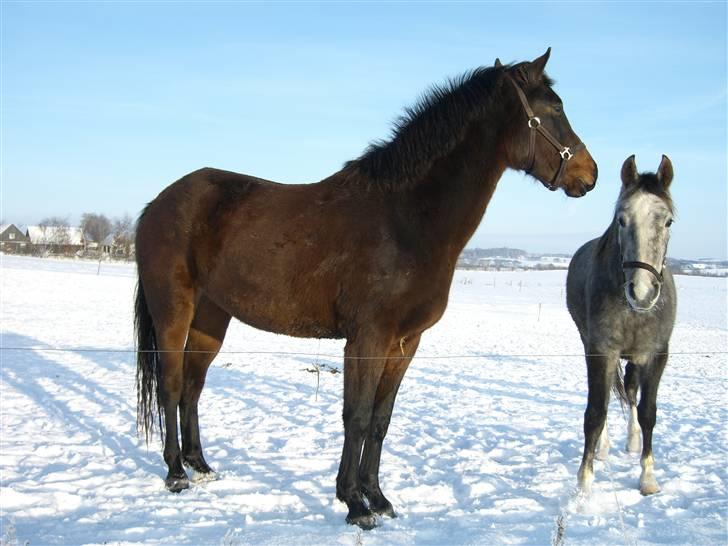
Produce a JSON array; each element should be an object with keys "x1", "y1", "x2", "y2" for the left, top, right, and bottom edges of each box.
[
  {"x1": 336, "y1": 333, "x2": 390, "y2": 530},
  {"x1": 578, "y1": 350, "x2": 617, "y2": 495},
  {"x1": 637, "y1": 349, "x2": 668, "y2": 495},
  {"x1": 359, "y1": 334, "x2": 421, "y2": 518}
]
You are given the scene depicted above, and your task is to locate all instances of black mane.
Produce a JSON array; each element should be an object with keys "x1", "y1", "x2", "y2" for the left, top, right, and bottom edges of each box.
[
  {"x1": 619, "y1": 172, "x2": 674, "y2": 213},
  {"x1": 343, "y1": 65, "x2": 507, "y2": 190}
]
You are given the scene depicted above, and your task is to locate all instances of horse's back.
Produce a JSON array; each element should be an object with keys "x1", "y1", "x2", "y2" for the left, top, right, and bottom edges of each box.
[{"x1": 136, "y1": 167, "x2": 264, "y2": 269}]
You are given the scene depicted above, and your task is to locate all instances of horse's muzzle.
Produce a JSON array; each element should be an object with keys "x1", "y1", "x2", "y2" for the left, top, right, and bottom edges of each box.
[{"x1": 625, "y1": 279, "x2": 661, "y2": 312}]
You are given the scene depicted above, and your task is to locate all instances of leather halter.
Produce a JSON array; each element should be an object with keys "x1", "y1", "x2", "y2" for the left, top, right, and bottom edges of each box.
[
  {"x1": 507, "y1": 75, "x2": 585, "y2": 191},
  {"x1": 622, "y1": 260, "x2": 664, "y2": 283}
]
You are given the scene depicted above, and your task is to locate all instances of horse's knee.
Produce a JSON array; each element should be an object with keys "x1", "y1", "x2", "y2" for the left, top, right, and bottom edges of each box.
[
  {"x1": 584, "y1": 403, "x2": 607, "y2": 429},
  {"x1": 637, "y1": 400, "x2": 657, "y2": 431},
  {"x1": 342, "y1": 408, "x2": 370, "y2": 435},
  {"x1": 369, "y1": 415, "x2": 391, "y2": 441}
]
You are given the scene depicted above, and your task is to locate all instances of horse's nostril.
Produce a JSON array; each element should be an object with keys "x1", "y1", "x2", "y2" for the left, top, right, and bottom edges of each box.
[
  {"x1": 576, "y1": 177, "x2": 596, "y2": 193},
  {"x1": 628, "y1": 282, "x2": 637, "y2": 300}
]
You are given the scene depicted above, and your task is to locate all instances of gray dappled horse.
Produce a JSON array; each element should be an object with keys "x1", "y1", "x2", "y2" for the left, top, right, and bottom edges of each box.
[{"x1": 567, "y1": 155, "x2": 676, "y2": 496}]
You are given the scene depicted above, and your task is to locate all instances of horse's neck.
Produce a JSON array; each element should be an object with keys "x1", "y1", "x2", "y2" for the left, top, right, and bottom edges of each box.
[
  {"x1": 595, "y1": 222, "x2": 623, "y2": 287},
  {"x1": 408, "y1": 125, "x2": 507, "y2": 258}
]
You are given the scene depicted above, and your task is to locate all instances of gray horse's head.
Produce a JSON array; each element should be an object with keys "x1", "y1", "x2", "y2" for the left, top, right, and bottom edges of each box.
[{"x1": 616, "y1": 155, "x2": 674, "y2": 311}]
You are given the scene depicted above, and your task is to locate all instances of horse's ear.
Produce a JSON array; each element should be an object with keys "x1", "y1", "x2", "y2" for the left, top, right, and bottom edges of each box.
[
  {"x1": 621, "y1": 155, "x2": 639, "y2": 187},
  {"x1": 528, "y1": 47, "x2": 551, "y2": 80},
  {"x1": 656, "y1": 155, "x2": 673, "y2": 188},
  {"x1": 494, "y1": 58, "x2": 503, "y2": 68}
]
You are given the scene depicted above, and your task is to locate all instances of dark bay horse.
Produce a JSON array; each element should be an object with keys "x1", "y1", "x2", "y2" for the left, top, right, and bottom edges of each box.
[
  {"x1": 567, "y1": 155, "x2": 676, "y2": 496},
  {"x1": 135, "y1": 49, "x2": 597, "y2": 528}
]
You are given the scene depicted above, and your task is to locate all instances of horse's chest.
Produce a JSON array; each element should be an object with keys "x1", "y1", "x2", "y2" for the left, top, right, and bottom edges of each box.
[
  {"x1": 616, "y1": 312, "x2": 666, "y2": 364},
  {"x1": 589, "y1": 297, "x2": 665, "y2": 362}
]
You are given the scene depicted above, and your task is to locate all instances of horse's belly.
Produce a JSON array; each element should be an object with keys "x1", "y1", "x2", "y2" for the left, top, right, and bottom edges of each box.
[
  {"x1": 206, "y1": 279, "x2": 342, "y2": 339},
  {"x1": 239, "y1": 305, "x2": 341, "y2": 339}
]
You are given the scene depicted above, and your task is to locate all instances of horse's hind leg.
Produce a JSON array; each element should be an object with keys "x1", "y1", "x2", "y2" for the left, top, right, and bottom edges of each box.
[
  {"x1": 637, "y1": 350, "x2": 668, "y2": 495},
  {"x1": 180, "y1": 295, "x2": 231, "y2": 478},
  {"x1": 147, "y1": 283, "x2": 196, "y2": 492},
  {"x1": 359, "y1": 334, "x2": 421, "y2": 518},
  {"x1": 577, "y1": 351, "x2": 617, "y2": 495},
  {"x1": 624, "y1": 362, "x2": 642, "y2": 453}
]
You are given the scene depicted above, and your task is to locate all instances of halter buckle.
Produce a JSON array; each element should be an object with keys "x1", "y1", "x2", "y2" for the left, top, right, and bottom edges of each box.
[
  {"x1": 560, "y1": 147, "x2": 573, "y2": 160},
  {"x1": 527, "y1": 117, "x2": 540, "y2": 129}
]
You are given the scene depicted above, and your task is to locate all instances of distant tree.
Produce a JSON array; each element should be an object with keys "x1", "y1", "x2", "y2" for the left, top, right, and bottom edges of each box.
[
  {"x1": 38, "y1": 216, "x2": 71, "y2": 253},
  {"x1": 112, "y1": 213, "x2": 135, "y2": 260},
  {"x1": 81, "y1": 213, "x2": 112, "y2": 251}
]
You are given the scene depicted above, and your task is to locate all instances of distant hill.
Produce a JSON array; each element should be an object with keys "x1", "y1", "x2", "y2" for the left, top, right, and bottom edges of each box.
[
  {"x1": 458, "y1": 248, "x2": 727, "y2": 276},
  {"x1": 460, "y1": 247, "x2": 527, "y2": 260},
  {"x1": 457, "y1": 247, "x2": 570, "y2": 271}
]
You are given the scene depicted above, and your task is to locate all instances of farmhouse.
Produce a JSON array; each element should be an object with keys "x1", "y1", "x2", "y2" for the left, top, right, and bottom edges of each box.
[
  {"x1": 26, "y1": 225, "x2": 85, "y2": 256},
  {"x1": 0, "y1": 224, "x2": 31, "y2": 254}
]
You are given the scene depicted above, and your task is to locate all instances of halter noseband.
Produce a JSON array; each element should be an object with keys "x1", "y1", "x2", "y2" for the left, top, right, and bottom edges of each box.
[
  {"x1": 622, "y1": 260, "x2": 665, "y2": 283},
  {"x1": 507, "y1": 75, "x2": 585, "y2": 191}
]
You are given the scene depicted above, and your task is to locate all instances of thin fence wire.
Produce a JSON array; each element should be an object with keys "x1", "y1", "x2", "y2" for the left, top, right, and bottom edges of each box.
[
  {"x1": 0, "y1": 346, "x2": 725, "y2": 360},
  {"x1": 603, "y1": 456, "x2": 636, "y2": 546}
]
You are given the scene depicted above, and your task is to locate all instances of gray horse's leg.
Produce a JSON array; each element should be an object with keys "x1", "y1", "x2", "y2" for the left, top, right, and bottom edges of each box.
[
  {"x1": 637, "y1": 350, "x2": 668, "y2": 495},
  {"x1": 578, "y1": 351, "x2": 617, "y2": 494},
  {"x1": 596, "y1": 415, "x2": 610, "y2": 460}
]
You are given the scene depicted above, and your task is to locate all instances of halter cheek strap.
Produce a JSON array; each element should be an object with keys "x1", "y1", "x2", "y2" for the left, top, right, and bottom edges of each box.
[{"x1": 506, "y1": 75, "x2": 585, "y2": 190}]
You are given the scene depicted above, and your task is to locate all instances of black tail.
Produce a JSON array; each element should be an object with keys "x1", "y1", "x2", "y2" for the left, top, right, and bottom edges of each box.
[
  {"x1": 135, "y1": 280, "x2": 163, "y2": 443},
  {"x1": 612, "y1": 363, "x2": 629, "y2": 412}
]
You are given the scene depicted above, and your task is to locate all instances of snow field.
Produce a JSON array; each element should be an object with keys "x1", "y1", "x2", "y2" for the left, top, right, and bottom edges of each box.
[{"x1": 1, "y1": 256, "x2": 726, "y2": 545}]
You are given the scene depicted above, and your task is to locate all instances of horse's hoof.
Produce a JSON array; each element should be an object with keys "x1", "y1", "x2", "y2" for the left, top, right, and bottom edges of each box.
[
  {"x1": 373, "y1": 506, "x2": 396, "y2": 519},
  {"x1": 183, "y1": 456, "x2": 214, "y2": 474},
  {"x1": 640, "y1": 479, "x2": 661, "y2": 496},
  {"x1": 165, "y1": 476, "x2": 190, "y2": 493},
  {"x1": 346, "y1": 512, "x2": 378, "y2": 530},
  {"x1": 369, "y1": 501, "x2": 396, "y2": 518},
  {"x1": 191, "y1": 469, "x2": 218, "y2": 483}
]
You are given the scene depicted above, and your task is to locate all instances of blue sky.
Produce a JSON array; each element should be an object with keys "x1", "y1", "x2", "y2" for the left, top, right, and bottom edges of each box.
[{"x1": 2, "y1": 1, "x2": 726, "y2": 259}]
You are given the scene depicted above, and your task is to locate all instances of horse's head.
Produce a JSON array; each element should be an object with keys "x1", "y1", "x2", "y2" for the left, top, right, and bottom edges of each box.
[
  {"x1": 616, "y1": 155, "x2": 674, "y2": 311},
  {"x1": 498, "y1": 49, "x2": 597, "y2": 197}
]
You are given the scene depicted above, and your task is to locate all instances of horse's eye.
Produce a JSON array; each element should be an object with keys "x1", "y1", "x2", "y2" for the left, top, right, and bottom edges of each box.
[
  {"x1": 554, "y1": 104, "x2": 563, "y2": 114},
  {"x1": 618, "y1": 217, "x2": 626, "y2": 227},
  {"x1": 666, "y1": 218, "x2": 673, "y2": 228}
]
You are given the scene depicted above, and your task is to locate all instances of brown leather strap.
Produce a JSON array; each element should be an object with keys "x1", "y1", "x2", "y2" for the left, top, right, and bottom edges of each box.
[{"x1": 506, "y1": 74, "x2": 586, "y2": 189}]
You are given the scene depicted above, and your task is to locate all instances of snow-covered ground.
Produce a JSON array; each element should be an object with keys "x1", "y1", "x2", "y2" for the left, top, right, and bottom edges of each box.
[{"x1": 1, "y1": 255, "x2": 726, "y2": 546}]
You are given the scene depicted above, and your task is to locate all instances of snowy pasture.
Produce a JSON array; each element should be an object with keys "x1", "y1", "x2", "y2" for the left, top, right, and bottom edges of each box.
[{"x1": 1, "y1": 255, "x2": 726, "y2": 545}]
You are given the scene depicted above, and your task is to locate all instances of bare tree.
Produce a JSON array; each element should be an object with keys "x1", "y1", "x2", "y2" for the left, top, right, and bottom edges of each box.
[
  {"x1": 112, "y1": 213, "x2": 135, "y2": 260},
  {"x1": 38, "y1": 216, "x2": 71, "y2": 253},
  {"x1": 81, "y1": 213, "x2": 112, "y2": 252}
]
